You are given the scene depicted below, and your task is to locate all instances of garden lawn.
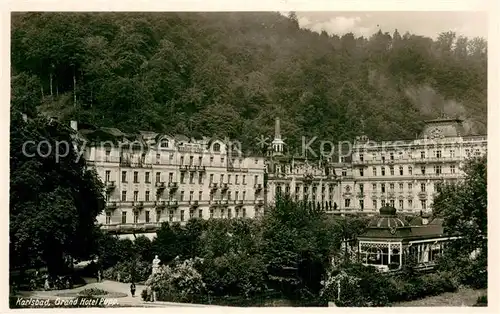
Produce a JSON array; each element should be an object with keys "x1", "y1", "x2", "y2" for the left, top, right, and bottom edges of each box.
[{"x1": 392, "y1": 288, "x2": 486, "y2": 307}]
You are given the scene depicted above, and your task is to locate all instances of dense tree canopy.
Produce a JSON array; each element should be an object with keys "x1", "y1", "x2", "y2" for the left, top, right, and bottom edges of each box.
[
  {"x1": 10, "y1": 108, "x2": 105, "y2": 275},
  {"x1": 11, "y1": 12, "x2": 487, "y2": 153},
  {"x1": 433, "y1": 156, "x2": 487, "y2": 288}
]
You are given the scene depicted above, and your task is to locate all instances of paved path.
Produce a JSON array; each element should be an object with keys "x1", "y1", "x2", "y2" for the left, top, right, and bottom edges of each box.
[{"x1": 28, "y1": 280, "x2": 216, "y2": 307}]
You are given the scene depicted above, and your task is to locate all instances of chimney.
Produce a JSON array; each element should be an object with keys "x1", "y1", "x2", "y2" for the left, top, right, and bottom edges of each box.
[
  {"x1": 274, "y1": 117, "x2": 281, "y2": 140},
  {"x1": 70, "y1": 120, "x2": 78, "y2": 131}
]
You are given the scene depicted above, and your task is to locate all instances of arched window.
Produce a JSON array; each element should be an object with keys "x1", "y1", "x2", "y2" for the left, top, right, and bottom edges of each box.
[
  {"x1": 160, "y1": 139, "x2": 169, "y2": 148},
  {"x1": 213, "y1": 143, "x2": 221, "y2": 152}
]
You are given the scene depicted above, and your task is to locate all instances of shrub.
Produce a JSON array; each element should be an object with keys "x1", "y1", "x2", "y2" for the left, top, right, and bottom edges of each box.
[
  {"x1": 149, "y1": 257, "x2": 207, "y2": 303},
  {"x1": 102, "y1": 260, "x2": 151, "y2": 283},
  {"x1": 79, "y1": 288, "x2": 108, "y2": 297},
  {"x1": 474, "y1": 295, "x2": 487, "y2": 306}
]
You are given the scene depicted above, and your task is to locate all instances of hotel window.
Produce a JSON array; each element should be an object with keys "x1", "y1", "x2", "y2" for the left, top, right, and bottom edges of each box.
[
  {"x1": 209, "y1": 193, "x2": 214, "y2": 201},
  {"x1": 359, "y1": 200, "x2": 364, "y2": 210},
  {"x1": 345, "y1": 199, "x2": 351, "y2": 208},
  {"x1": 121, "y1": 191, "x2": 127, "y2": 201},
  {"x1": 243, "y1": 208, "x2": 247, "y2": 217},
  {"x1": 160, "y1": 140, "x2": 168, "y2": 148},
  {"x1": 189, "y1": 209, "x2": 194, "y2": 219},
  {"x1": 169, "y1": 172, "x2": 173, "y2": 182},
  {"x1": 390, "y1": 167, "x2": 394, "y2": 175},
  {"x1": 399, "y1": 183, "x2": 404, "y2": 190},
  {"x1": 235, "y1": 175, "x2": 239, "y2": 184},
  {"x1": 189, "y1": 191, "x2": 194, "y2": 201},
  {"x1": 145, "y1": 172, "x2": 150, "y2": 183},
  {"x1": 189, "y1": 156, "x2": 194, "y2": 165},
  {"x1": 421, "y1": 200, "x2": 427, "y2": 210},
  {"x1": 156, "y1": 153, "x2": 161, "y2": 164},
  {"x1": 450, "y1": 165, "x2": 456, "y2": 174},
  {"x1": 156, "y1": 210, "x2": 161, "y2": 222},
  {"x1": 180, "y1": 191, "x2": 184, "y2": 201},
  {"x1": 121, "y1": 212, "x2": 127, "y2": 224},
  {"x1": 399, "y1": 166, "x2": 403, "y2": 176},
  {"x1": 421, "y1": 166, "x2": 426, "y2": 175},
  {"x1": 228, "y1": 191, "x2": 232, "y2": 200},
  {"x1": 199, "y1": 191, "x2": 202, "y2": 200},
  {"x1": 381, "y1": 167, "x2": 386, "y2": 176},
  {"x1": 106, "y1": 212, "x2": 111, "y2": 224},
  {"x1": 342, "y1": 171, "x2": 347, "y2": 177},
  {"x1": 133, "y1": 191, "x2": 138, "y2": 201},
  {"x1": 228, "y1": 175, "x2": 231, "y2": 184},
  {"x1": 242, "y1": 175, "x2": 246, "y2": 184},
  {"x1": 220, "y1": 174, "x2": 224, "y2": 184},
  {"x1": 243, "y1": 191, "x2": 246, "y2": 200},
  {"x1": 145, "y1": 211, "x2": 150, "y2": 223},
  {"x1": 169, "y1": 154, "x2": 174, "y2": 163},
  {"x1": 199, "y1": 209, "x2": 203, "y2": 218},
  {"x1": 408, "y1": 166, "x2": 413, "y2": 175},
  {"x1": 221, "y1": 157, "x2": 225, "y2": 164},
  {"x1": 359, "y1": 184, "x2": 364, "y2": 193},
  {"x1": 105, "y1": 170, "x2": 111, "y2": 182},
  {"x1": 436, "y1": 150, "x2": 442, "y2": 158},
  {"x1": 434, "y1": 165, "x2": 442, "y2": 174},
  {"x1": 210, "y1": 209, "x2": 214, "y2": 218},
  {"x1": 373, "y1": 200, "x2": 377, "y2": 209},
  {"x1": 381, "y1": 184, "x2": 386, "y2": 193},
  {"x1": 145, "y1": 191, "x2": 150, "y2": 202},
  {"x1": 381, "y1": 156, "x2": 385, "y2": 162},
  {"x1": 132, "y1": 172, "x2": 138, "y2": 183},
  {"x1": 421, "y1": 151, "x2": 425, "y2": 159},
  {"x1": 373, "y1": 167, "x2": 377, "y2": 176},
  {"x1": 408, "y1": 183, "x2": 413, "y2": 190},
  {"x1": 372, "y1": 183, "x2": 377, "y2": 191},
  {"x1": 408, "y1": 199, "x2": 413, "y2": 208},
  {"x1": 189, "y1": 172, "x2": 194, "y2": 184},
  {"x1": 235, "y1": 191, "x2": 239, "y2": 200},
  {"x1": 210, "y1": 156, "x2": 214, "y2": 165},
  {"x1": 105, "y1": 150, "x2": 111, "y2": 161},
  {"x1": 399, "y1": 200, "x2": 404, "y2": 209},
  {"x1": 235, "y1": 208, "x2": 240, "y2": 218},
  {"x1": 180, "y1": 210, "x2": 185, "y2": 222},
  {"x1": 180, "y1": 156, "x2": 184, "y2": 165},
  {"x1": 359, "y1": 153, "x2": 364, "y2": 162},
  {"x1": 390, "y1": 183, "x2": 394, "y2": 191},
  {"x1": 390, "y1": 200, "x2": 395, "y2": 207},
  {"x1": 450, "y1": 150, "x2": 455, "y2": 158},
  {"x1": 199, "y1": 156, "x2": 202, "y2": 166},
  {"x1": 360, "y1": 169, "x2": 364, "y2": 176},
  {"x1": 169, "y1": 210, "x2": 174, "y2": 222},
  {"x1": 156, "y1": 172, "x2": 161, "y2": 183},
  {"x1": 221, "y1": 208, "x2": 225, "y2": 219},
  {"x1": 381, "y1": 199, "x2": 386, "y2": 205},
  {"x1": 180, "y1": 173, "x2": 185, "y2": 184},
  {"x1": 420, "y1": 183, "x2": 426, "y2": 192},
  {"x1": 134, "y1": 212, "x2": 139, "y2": 223},
  {"x1": 228, "y1": 208, "x2": 232, "y2": 219},
  {"x1": 209, "y1": 174, "x2": 214, "y2": 183},
  {"x1": 254, "y1": 175, "x2": 259, "y2": 185},
  {"x1": 390, "y1": 152, "x2": 394, "y2": 160},
  {"x1": 121, "y1": 171, "x2": 127, "y2": 182}
]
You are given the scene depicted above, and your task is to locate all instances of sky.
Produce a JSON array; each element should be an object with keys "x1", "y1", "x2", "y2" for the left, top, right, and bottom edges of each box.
[{"x1": 290, "y1": 12, "x2": 488, "y2": 39}]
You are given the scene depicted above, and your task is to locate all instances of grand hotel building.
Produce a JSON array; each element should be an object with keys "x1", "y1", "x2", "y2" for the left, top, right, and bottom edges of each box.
[{"x1": 74, "y1": 117, "x2": 486, "y2": 237}]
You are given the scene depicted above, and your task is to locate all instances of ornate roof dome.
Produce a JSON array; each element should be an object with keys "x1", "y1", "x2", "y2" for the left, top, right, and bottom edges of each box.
[{"x1": 367, "y1": 203, "x2": 409, "y2": 229}]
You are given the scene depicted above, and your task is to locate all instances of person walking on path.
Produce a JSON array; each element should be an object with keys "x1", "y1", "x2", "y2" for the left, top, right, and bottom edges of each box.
[{"x1": 130, "y1": 282, "x2": 136, "y2": 297}]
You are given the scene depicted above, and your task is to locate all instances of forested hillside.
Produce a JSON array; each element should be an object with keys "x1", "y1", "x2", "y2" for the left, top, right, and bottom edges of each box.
[{"x1": 11, "y1": 12, "x2": 487, "y2": 153}]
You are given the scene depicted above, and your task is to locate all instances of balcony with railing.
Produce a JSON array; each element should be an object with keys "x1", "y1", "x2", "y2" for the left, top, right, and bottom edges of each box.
[
  {"x1": 168, "y1": 200, "x2": 179, "y2": 208},
  {"x1": 418, "y1": 192, "x2": 428, "y2": 199},
  {"x1": 210, "y1": 183, "x2": 218, "y2": 192},
  {"x1": 106, "y1": 201, "x2": 117, "y2": 210},
  {"x1": 155, "y1": 200, "x2": 166, "y2": 209},
  {"x1": 221, "y1": 183, "x2": 229, "y2": 191},
  {"x1": 154, "y1": 181, "x2": 165, "y2": 189},
  {"x1": 105, "y1": 181, "x2": 116, "y2": 192},
  {"x1": 234, "y1": 200, "x2": 244, "y2": 207},
  {"x1": 190, "y1": 200, "x2": 199, "y2": 208},
  {"x1": 133, "y1": 201, "x2": 144, "y2": 210}
]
